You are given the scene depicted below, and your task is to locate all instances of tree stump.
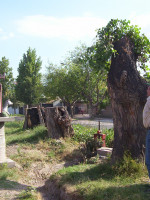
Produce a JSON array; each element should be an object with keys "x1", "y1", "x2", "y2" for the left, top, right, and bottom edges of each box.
[
  {"x1": 107, "y1": 36, "x2": 147, "y2": 163},
  {"x1": 23, "y1": 107, "x2": 40, "y2": 129},
  {"x1": 45, "y1": 106, "x2": 74, "y2": 139}
]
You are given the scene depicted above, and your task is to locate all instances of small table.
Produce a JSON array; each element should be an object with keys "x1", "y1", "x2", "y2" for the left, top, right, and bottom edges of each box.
[{"x1": 0, "y1": 117, "x2": 15, "y2": 167}]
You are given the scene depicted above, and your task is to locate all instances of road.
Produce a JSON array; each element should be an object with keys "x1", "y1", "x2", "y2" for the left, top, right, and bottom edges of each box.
[{"x1": 72, "y1": 114, "x2": 113, "y2": 129}]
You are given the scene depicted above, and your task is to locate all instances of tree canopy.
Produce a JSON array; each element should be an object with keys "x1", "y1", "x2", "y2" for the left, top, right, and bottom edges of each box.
[
  {"x1": 93, "y1": 19, "x2": 150, "y2": 72},
  {"x1": 44, "y1": 63, "x2": 83, "y2": 116},
  {"x1": 0, "y1": 57, "x2": 14, "y2": 103},
  {"x1": 15, "y1": 48, "x2": 42, "y2": 105},
  {"x1": 44, "y1": 44, "x2": 109, "y2": 117}
]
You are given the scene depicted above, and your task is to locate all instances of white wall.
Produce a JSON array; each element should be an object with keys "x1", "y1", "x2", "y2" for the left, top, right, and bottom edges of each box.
[{"x1": 8, "y1": 106, "x2": 19, "y2": 115}]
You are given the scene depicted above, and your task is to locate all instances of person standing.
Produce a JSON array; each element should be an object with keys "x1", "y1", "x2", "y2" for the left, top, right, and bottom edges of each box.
[{"x1": 143, "y1": 85, "x2": 150, "y2": 181}]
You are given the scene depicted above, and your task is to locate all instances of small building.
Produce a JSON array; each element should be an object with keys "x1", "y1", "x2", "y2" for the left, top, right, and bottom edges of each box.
[
  {"x1": 8, "y1": 106, "x2": 19, "y2": 115},
  {"x1": 74, "y1": 101, "x2": 88, "y2": 114},
  {"x1": 42, "y1": 99, "x2": 63, "y2": 108}
]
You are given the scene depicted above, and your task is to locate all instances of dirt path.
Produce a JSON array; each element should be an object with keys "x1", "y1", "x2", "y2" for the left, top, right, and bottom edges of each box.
[{"x1": 0, "y1": 144, "x2": 82, "y2": 200}]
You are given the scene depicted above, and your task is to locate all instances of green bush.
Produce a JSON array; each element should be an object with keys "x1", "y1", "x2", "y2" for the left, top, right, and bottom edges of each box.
[
  {"x1": 72, "y1": 124, "x2": 114, "y2": 148},
  {"x1": 112, "y1": 152, "x2": 145, "y2": 177},
  {"x1": 72, "y1": 124, "x2": 97, "y2": 143},
  {"x1": 72, "y1": 125, "x2": 114, "y2": 159}
]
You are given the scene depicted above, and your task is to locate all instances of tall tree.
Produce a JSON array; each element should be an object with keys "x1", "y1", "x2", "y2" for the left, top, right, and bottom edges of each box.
[
  {"x1": 44, "y1": 63, "x2": 82, "y2": 117},
  {"x1": 66, "y1": 44, "x2": 108, "y2": 117},
  {"x1": 95, "y1": 19, "x2": 150, "y2": 162},
  {"x1": 0, "y1": 57, "x2": 14, "y2": 103},
  {"x1": 16, "y1": 48, "x2": 42, "y2": 105},
  {"x1": 44, "y1": 44, "x2": 108, "y2": 118}
]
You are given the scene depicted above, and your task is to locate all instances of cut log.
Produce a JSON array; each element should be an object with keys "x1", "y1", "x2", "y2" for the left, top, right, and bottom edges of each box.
[
  {"x1": 23, "y1": 105, "x2": 28, "y2": 129},
  {"x1": 45, "y1": 106, "x2": 74, "y2": 139}
]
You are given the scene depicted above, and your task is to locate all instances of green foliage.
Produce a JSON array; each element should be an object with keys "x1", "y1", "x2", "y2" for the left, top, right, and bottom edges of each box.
[
  {"x1": 44, "y1": 44, "x2": 109, "y2": 117},
  {"x1": 143, "y1": 71, "x2": 150, "y2": 83},
  {"x1": 72, "y1": 124, "x2": 97, "y2": 143},
  {"x1": 16, "y1": 187, "x2": 37, "y2": 200},
  {"x1": 113, "y1": 152, "x2": 145, "y2": 177},
  {"x1": 15, "y1": 47, "x2": 42, "y2": 105},
  {"x1": 72, "y1": 125, "x2": 114, "y2": 158},
  {"x1": 0, "y1": 57, "x2": 14, "y2": 102},
  {"x1": 94, "y1": 19, "x2": 150, "y2": 71},
  {"x1": 65, "y1": 44, "x2": 109, "y2": 114},
  {"x1": 72, "y1": 124, "x2": 114, "y2": 148},
  {"x1": 44, "y1": 63, "x2": 82, "y2": 108}
]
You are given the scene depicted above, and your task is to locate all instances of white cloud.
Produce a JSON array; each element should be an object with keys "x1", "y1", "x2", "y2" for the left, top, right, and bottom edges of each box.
[
  {"x1": 130, "y1": 13, "x2": 150, "y2": 28},
  {"x1": 1, "y1": 32, "x2": 14, "y2": 40},
  {"x1": 16, "y1": 15, "x2": 107, "y2": 40},
  {"x1": 130, "y1": 13, "x2": 150, "y2": 36},
  {"x1": 0, "y1": 29, "x2": 14, "y2": 40}
]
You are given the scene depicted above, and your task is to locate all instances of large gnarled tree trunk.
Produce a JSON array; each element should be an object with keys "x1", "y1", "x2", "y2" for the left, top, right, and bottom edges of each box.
[{"x1": 108, "y1": 37, "x2": 147, "y2": 163}]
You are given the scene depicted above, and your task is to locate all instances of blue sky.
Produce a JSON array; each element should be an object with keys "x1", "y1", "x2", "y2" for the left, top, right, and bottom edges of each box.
[{"x1": 1, "y1": 0, "x2": 150, "y2": 78}]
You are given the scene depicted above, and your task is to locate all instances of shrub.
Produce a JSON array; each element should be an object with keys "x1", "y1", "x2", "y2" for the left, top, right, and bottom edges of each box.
[
  {"x1": 112, "y1": 152, "x2": 145, "y2": 177},
  {"x1": 72, "y1": 124, "x2": 114, "y2": 148},
  {"x1": 72, "y1": 124, "x2": 97, "y2": 143}
]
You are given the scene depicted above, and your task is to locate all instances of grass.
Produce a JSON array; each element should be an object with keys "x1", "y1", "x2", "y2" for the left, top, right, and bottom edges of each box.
[
  {"x1": 51, "y1": 159, "x2": 149, "y2": 200},
  {"x1": 0, "y1": 164, "x2": 19, "y2": 181},
  {"x1": 2, "y1": 120, "x2": 149, "y2": 200},
  {"x1": 5, "y1": 121, "x2": 81, "y2": 169},
  {"x1": 16, "y1": 187, "x2": 38, "y2": 200},
  {"x1": 5, "y1": 121, "x2": 48, "y2": 145},
  {"x1": 0, "y1": 163, "x2": 21, "y2": 195},
  {"x1": 2, "y1": 120, "x2": 84, "y2": 199}
]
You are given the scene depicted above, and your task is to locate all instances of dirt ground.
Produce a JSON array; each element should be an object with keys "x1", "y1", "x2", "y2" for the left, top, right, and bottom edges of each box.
[{"x1": 0, "y1": 143, "x2": 83, "y2": 200}]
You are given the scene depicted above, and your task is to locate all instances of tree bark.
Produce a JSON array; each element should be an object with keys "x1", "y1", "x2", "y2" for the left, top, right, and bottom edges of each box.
[
  {"x1": 107, "y1": 36, "x2": 147, "y2": 163},
  {"x1": 45, "y1": 106, "x2": 74, "y2": 139},
  {"x1": 67, "y1": 104, "x2": 74, "y2": 118}
]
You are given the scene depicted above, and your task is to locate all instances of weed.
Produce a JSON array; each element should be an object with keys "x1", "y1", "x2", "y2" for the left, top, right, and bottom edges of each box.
[
  {"x1": 72, "y1": 124, "x2": 97, "y2": 143},
  {"x1": 0, "y1": 164, "x2": 18, "y2": 181},
  {"x1": 47, "y1": 151, "x2": 55, "y2": 159},
  {"x1": 16, "y1": 187, "x2": 37, "y2": 200},
  {"x1": 11, "y1": 149, "x2": 46, "y2": 169},
  {"x1": 72, "y1": 124, "x2": 114, "y2": 148},
  {"x1": 86, "y1": 154, "x2": 100, "y2": 164},
  {"x1": 112, "y1": 152, "x2": 146, "y2": 177}
]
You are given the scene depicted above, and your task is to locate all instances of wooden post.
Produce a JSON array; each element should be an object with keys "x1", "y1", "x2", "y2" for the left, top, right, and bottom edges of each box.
[
  {"x1": 23, "y1": 105, "x2": 28, "y2": 129},
  {"x1": 37, "y1": 105, "x2": 44, "y2": 125}
]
